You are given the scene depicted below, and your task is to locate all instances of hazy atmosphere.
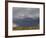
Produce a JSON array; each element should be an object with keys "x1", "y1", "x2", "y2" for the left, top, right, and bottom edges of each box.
[
  {"x1": 13, "y1": 7, "x2": 40, "y2": 30},
  {"x1": 13, "y1": 7, "x2": 39, "y2": 19}
]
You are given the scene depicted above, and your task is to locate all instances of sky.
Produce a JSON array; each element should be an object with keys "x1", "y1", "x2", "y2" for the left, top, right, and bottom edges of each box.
[{"x1": 13, "y1": 7, "x2": 39, "y2": 19}]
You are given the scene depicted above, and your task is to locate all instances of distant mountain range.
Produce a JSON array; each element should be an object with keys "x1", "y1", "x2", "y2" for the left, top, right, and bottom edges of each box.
[{"x1": 13, "y1": 18, "x2": 39, "y2": 27}]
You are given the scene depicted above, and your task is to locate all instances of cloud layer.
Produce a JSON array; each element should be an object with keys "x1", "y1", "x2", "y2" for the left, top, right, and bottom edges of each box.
[{"x1": 13, "y1": 7, "x2": 39, "y2": 19}]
